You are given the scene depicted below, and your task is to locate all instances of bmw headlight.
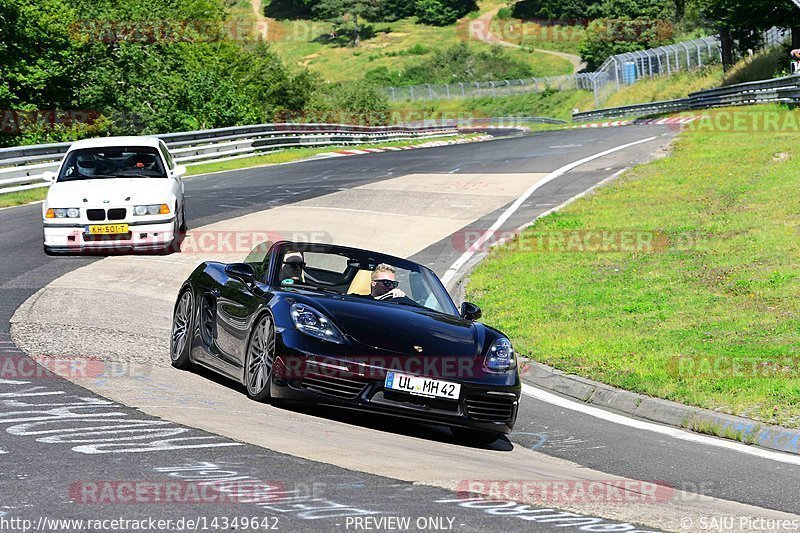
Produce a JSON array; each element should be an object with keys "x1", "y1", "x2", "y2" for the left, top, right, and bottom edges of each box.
[
  {"x1": 46, "y1": 207, "x2": 80, "y2": 219},
  {"x1": 134, "y1": 204, "x2": 170, "y2": 216},
  {"x1": 484, "y1": 337, "x2": 516, "y2": 372},
  {"x1": 290, "y1": 303, "x2": 344, "y2": 344}
]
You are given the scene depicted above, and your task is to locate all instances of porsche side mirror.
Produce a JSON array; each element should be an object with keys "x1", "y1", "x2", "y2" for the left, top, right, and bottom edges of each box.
[
  {"x1": 41, "y1": 171, "x2": 57, "y2": 183},
  {"x1": 225, "y1": 263, "x2": 256, "y2": 285},
  {"x1": 173, "y1": 164, "x2": 187, "y2": 178},
  {"x1": 460, "y1": 302, "x2": 482, "y2": 321}
]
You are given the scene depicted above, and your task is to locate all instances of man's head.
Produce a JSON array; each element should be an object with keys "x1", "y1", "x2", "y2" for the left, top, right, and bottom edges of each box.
[
  {"x1": 371, "y1": 263, "x2": 399, "y2": 298},
  {"x1": 280, "y1": 251, "x2": 305, "y2": 282}
]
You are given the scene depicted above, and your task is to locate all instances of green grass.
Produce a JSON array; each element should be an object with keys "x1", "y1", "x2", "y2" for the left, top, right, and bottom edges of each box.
[
  {"x1": 0, "y1": 187, "x2": 48, "y2": 208},
  {"x1": 600, "y1": 66, "x2": 724, "y2": 108},
  {"x1": 392, "y1": 89, "x2": 597, "y2": 121},
  {"x1": 268, "y1": 15, "x2": 572, "y2": 82},
  {"x1": 467, "y1": 104, "x2": 800, "y2": 428},
  {"x1": 722, "y1": 46, "x2": 791, "y2": 86},
  {"x1": 483, "y1": 19, "x2": 585, "y2": 54},
  {"x1": 388, "y1": 66, "x2": 730, "y2": 122}
]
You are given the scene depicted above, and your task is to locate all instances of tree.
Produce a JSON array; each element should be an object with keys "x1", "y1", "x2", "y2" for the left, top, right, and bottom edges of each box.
[
  {"x1": 313, "y1": 0, "x2": 382, "y2": 46},
  {"x1": 693, "y1": 0, "x2": 800, "y2": 70},
  {"x1": 0, "y1": 0, "x2": 78, "y2": 109},
  {"x1": 304, "y1": 81, "x2": 390, "y2": 124}
]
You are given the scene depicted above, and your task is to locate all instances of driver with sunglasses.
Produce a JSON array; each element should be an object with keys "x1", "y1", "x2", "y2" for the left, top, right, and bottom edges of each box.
[
  {"x1": 371, "y1": 263, "x2": 408, "y2": 300},
  {"x1": 280, "y1": 251, "x2": 306, "y2": 284}
]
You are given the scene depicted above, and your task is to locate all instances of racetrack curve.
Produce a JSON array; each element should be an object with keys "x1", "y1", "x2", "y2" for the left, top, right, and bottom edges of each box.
[{"x1": 3, "y1": 128, "x2": 799, "y2": 531}]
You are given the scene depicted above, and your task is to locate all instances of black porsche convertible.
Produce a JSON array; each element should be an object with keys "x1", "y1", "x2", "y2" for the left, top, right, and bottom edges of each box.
[{"x1": 170, "y1": 240, "x2": 521, "y2": 444}]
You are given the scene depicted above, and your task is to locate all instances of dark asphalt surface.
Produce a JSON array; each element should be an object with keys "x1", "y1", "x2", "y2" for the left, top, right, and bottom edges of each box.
[{"x1": 0, "y1": 127, "x2": 795, "y2": 529}]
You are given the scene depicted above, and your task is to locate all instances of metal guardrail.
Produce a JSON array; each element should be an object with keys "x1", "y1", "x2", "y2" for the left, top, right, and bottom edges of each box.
[
  {"x1": 571, "y1": 74, "x2": 800, "y2": 122},
  {"x1": 0, "y1": 123, "x2": 460, "y2": 195}
]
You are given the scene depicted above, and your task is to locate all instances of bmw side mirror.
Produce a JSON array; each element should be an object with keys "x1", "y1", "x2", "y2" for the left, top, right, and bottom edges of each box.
[
  {"x1": 173, "y1": 164, "x2": 187, "y2": 178},
  {"x1": 41, "y1": 171, "x2": 57, "y2": 183},
  {"x1": 225, "y1": 263, "x2": 256, "y2": 285},
  {"x1": 460, "y1": 302, "x2": 482, "y2": 321}
]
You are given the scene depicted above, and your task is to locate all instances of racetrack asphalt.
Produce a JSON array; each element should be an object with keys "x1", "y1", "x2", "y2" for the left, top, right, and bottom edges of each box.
[{"x1": 2, "y1": 128, "x2": 798, "y2": 531}]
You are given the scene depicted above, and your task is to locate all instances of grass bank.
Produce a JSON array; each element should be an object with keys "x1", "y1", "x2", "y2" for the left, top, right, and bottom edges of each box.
[{"x1": 467, "y1": 104, "x2": 800, "y2": 428}]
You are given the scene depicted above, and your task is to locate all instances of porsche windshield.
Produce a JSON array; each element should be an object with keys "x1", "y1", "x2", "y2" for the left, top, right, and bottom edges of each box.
[
  {"x1": 272, "y1": 247, "x2": 459, "y2": 316},
  {"x1": 58, "y1": 146, "x2": 167, "y2": 181}
]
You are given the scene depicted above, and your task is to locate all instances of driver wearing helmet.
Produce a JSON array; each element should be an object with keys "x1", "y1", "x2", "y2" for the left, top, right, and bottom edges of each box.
[{"x1": 76, "y1": 155, "x2": 98, "y2": 177}]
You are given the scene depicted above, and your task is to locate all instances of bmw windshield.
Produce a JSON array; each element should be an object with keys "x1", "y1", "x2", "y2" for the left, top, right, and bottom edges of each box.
[{"x1": 58, "y1": 146, "x2": 167, "y2": 181}]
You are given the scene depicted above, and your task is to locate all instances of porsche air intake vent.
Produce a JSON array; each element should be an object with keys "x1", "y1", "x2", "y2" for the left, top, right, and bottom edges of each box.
[
  {"x1": 300, "y1": 373, "x2": 367, "y2": 399},
  {"x1": 465, "y1": 397, "x2": 515, "y2": 423}
]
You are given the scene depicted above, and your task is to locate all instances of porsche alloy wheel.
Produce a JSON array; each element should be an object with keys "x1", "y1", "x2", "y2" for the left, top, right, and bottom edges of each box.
[
  {"x1": 170, "y1": 289, "x2": 193, "y2": 369},
  {"x1": 245, "y1": 313, "x2": 276, "y2": 402}
]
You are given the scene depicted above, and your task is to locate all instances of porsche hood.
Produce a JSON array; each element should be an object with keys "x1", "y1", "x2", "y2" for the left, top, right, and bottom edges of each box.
[{"x1": 290, "y1": 293, "x2": 487, "y2": 358}]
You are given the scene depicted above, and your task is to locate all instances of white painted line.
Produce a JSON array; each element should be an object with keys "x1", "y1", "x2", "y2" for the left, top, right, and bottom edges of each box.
[
  {"x1": 522, "y1": 384, "x2": 800, "y2": 466},
  {"x1": 0, "y1": 450, "x2": 7, "y2": 454},
  {"x1": 440, "y1": 136, "x2": 658, "y2": 286},
  {"x1": 0, "y1": 379, "x2": 29, "y2": 385}
]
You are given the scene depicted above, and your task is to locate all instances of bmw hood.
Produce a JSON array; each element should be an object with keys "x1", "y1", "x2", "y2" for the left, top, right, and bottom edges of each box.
[
  {"x1": 46, "y1": 178, "x2": 171, "y2": 207},
  {"x1": 292, "y1": 293, "x2": 485, "y2": 358}
]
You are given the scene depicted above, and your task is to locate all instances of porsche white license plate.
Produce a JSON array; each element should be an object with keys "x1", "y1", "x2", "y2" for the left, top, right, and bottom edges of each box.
[{"x1": 385, "y1": 372, "x2": 461, "y2": 400}]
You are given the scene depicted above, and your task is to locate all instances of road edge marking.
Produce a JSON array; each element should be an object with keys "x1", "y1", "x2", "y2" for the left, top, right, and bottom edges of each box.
[
  {"x1": 440, "y1": 135, "x2": 657, "y2": 286},
  {"x1": 522, "y1": 384, "x2": 800, "y2": 466}
]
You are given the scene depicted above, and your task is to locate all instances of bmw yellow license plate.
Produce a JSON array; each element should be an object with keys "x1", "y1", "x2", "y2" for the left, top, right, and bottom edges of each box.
[
  {"x1": 87, "y1": 224, "x2": 129, "y2": 235},
  {"x1": 385, "y1": 372, "x2": 461, "y2": 400}
]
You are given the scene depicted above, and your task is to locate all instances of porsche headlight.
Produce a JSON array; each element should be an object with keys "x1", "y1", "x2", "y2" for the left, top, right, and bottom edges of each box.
[
  {"x1": 290, "y1": 303, "x2": 344, "y2": 344},
  {"x1": 134, "y1": 204, "x2": 170, "y2": 216},
  {"x1": 484, "y1": 337, "x2": 516, "y2": 372}
]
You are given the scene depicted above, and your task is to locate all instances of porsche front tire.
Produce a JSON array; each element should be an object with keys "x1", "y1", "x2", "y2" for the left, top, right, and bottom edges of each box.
[
  {"x1": 170, "y1": 288, "x2": 194, "y2": 370},
  {"x1": 244, "y1": 313, "x2": 277, "y2": 402}
]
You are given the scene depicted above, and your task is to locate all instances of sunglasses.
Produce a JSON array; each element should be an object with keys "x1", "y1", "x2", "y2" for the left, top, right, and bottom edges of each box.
[
  {"x1": 375, "y1": 279, "x2": 399, "y2": 289},
  {"x1": 284, "y1": 261, "x2": 305, "y2": 269}
]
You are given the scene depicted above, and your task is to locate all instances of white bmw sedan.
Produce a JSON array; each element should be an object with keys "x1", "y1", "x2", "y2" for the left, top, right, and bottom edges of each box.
[{"x1": 41, "y1": 136, "x2": 187, "y2": 255}]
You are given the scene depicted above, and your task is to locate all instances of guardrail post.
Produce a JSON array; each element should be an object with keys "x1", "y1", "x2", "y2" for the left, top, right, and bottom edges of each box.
[
  {"x1": 409, "y1": 86, "x2": 415, "y2": 101},
  {"x1": 665, "y1": 48, "x2": 671, "y2": 75},
  {"x1": 445, "y1": 84, "x2": 450, "y2": 98},
  {"x1": 427, "y1": 84, "x2": 433, "y2": 99},
  {"x1": 592, "y1": 75, "x2": 599, "y2": 107},
  {"x1": 613, "y1": 58, "x2": 621, "y2": 91},
  {"x1": 490, "y1": 81, "x2": 496, "y2": 96},
  {"x1": 389, "y1": 87, "x2": 396, "y2": 101},
  {"x1": 460, "y1": 82, "x2": 465, "y2": 97}
]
